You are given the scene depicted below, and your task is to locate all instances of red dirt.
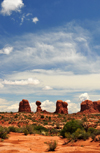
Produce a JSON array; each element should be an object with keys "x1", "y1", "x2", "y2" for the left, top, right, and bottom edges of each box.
[{"x1": 0, "y1": 132, "x2": 100, "y2": 153}]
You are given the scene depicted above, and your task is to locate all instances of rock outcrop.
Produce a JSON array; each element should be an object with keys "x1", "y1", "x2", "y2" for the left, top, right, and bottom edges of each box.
[
  {"x1": 55, "y1": 100, "x2": 68, "y2": 114},
  {"x1": 36, "y1": 101, "x2": 42, "y2": 112},
  {"x1": 93, "y1": 100, "x2": 100, "y2": 112},
  {"x1": 81, "y1": 99, "x2": 100, "y2": 113},
  {"x1": 19, "y1": 99, "x2": 31, "y2": 112}
]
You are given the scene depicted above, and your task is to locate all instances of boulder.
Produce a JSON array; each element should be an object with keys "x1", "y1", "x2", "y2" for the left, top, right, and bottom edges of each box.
[
  {"x1": 55, "y1": 100, "x2": 68, "y2": 114},
  {"x1": 36, "y1": 101, "x2": 42, "y2": 112},
  {"x1": 19, "y1": 99, "x2": 31, "y2": 112}
]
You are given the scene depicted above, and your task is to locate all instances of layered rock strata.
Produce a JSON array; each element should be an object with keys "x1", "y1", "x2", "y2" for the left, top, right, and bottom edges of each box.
[
  {"x1": 81, "y1": 99, "x2": 100, "y2": 113},
  {"x1": 19, "y1": 99, "x2": 31, "y2": 112},
  {"x1": 55, "y1": 100, "x2": 68, "y2": 114}
]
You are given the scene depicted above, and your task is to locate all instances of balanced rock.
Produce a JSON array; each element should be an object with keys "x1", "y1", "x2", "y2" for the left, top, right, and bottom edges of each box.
[
  {"x1": 55, "y1": 100, "x2": 68, "y2": 114},
  {"x1": 19, "y1": 99, "x2": 31, "y2": 112},
  {"x1": 36, "y1": 101, "x2": 42, "y2": 112}
]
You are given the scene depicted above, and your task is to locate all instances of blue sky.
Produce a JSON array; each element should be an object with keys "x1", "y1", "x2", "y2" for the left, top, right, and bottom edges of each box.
[{"x1": 0, "y1": 0, "x2": 100, "y2": 113}]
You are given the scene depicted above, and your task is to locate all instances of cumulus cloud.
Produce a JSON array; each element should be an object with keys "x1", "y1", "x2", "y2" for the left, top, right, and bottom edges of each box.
[
  {"x1": 3, "y1": 78, "x2": 40, "y2": 86},
  {"x1": 0, "y1": 98, "x2": 19, "y2": 112},
  {"x1": 41, "y1": 100, "x2": 56, "y2": 112},
  {"x1": 32, "y1": 17, "x2": 39, "y2": 24},
  {"x1": 68, "y1": 102, "x2": 80, "y2": 114},
  {"x1": 0, "y1": 46, "x2": 13, "y2": 55},
  {"x1": 30, "y1": 102, "x2": 36, "y2": 112},
  {"x1": 65, "y1": 100, "x2": 71, "y2": 103},
  {"x1": 79, "y1": 93, "x2": 89, "y2": 102},
  {"x1": 6, "y1": 103, "x2": 19, "y2": 112},
  {"x1": 0, "y1": 83, "x2": 4, "y2": 88},
  {"x1": 0, "y1": 0, "x2": 24, "y2": 15},
  {"x1": 43, "y1": 86, "x2": 53, "y2": 90}
]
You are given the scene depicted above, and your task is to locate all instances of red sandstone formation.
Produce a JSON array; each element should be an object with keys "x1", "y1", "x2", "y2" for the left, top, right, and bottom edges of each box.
[
  {"x1": 81, "y1": 99, "x2": 100, "y2": 113},
  {"x1": 93, "y1": 100, "x2": 100, "y2": 112},
  {"x1": 19, "y1": 99, "x2": 31, "y2": 112},
  {"x1": 55, "y1": 100, "x2": 68, "y2": 114},
  {"x1": 36, "y1": 101, "x2": 42, "y2": 112}
]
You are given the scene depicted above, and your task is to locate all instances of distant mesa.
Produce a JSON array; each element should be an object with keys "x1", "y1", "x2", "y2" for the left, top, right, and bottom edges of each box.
[
  {"x1": 19, "y1": 99, "x2": 31, "y2": 113},
  {"x1": 80, "y1": 99, "x2": 100, "y2": 113},
  {"x1": 55, "y1": 100, "x2": 68, "y2": 114}
]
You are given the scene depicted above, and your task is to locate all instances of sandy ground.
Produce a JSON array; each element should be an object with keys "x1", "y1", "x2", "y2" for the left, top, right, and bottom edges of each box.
[{"x1": 0, "y1": 133, "x2": 100, "y2": 153}]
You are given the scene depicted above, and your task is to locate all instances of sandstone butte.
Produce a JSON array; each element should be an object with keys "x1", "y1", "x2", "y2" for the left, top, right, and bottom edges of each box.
[
  {"x1": 81, "y1": 99, "x2": 100, "y2": 113},
  {"x1": 55, "y1": 100, "x2": 68, "y2": 114},
  {"x1": 19, "y1": 99, "x2": 31, "y2": 113}
]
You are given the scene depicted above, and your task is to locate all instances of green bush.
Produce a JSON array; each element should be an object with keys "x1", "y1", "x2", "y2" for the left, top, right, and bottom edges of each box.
[
  {"x1": 34, "y1": 125, "x2": 48, "y2": 133},
  {"x1": 88, "y1": 127, "x2": 96, "y2": 134},
  {"x1": 60, "y1": 120, "x2": 83, "y2": 138},
  {"x1": 41, "y1": 115, "x2": 44, "y2": 119},
  {"x1": 9, "y1": 126, "x2": 18, "y2": 132},
  {"x1": 25, "y1": 125, "x2": 34, "y2": 134},
  {"x1": 23, "y1": 129, "x2": 29, "y2": 135},
  {"x1": 0, "y1": 126, "x2": 9, "y2": 139}
]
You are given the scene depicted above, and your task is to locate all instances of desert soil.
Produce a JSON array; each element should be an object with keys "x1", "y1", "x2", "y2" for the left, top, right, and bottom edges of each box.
[{"x1": 0, "y1": 132, "x2": 100, "y2": 153}]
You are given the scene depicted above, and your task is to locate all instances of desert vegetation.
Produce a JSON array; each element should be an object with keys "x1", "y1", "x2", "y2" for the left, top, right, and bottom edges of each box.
[{"x1": 0, "y1": 112, "x2": 100, "y2": 152}]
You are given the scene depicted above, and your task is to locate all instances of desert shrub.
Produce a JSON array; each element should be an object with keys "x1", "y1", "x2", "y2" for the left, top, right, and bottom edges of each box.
[
  {"x1": 46, "y1": 140, "x2": 57, "y2": 151},
  {"x1": 49, "y1": 128, "x2": 58, "y2": 135},
  {"x1": 48, "y1": 116, "x2": 51, "y2": 121},
  {"x1": 23, "y1": 129, "x2": 29, "y2": 135},
  {"x1": 60, "y1": 120, "x2": 83, "y2": 138},
  {"x1": 41, "y1": 115, "x2": 44, "y2": 119},
  {"x1": 8, "y1": 126, "x2": 18, "y2": 132},
  {"x1": 25, "y1": 125, "x2": 34, "y2": 134},
  {"x1": 82, "y1": 116, "x2": 87, "y2": 122},
  {"x1": 14, "y1": 114, "x2": 18, "y2": 118},
  {"x1": 65, "y1": 128, "x2": 89, "y2": 141},
  {"x1": 44, "y1": 122, "x2": 48, "y2": 125},
  {"x1": 88, "y1": 127, "x2": 96, "y2": 134},
  {"x1": 91, "y1": 134, "x2": 96, "y2": 141},
  {"x1": 0, "y1": 126, "x2": 9, "y2": 139},
  {"x1": 34, "y1": 125, "x2": 48, "y2": 133}
]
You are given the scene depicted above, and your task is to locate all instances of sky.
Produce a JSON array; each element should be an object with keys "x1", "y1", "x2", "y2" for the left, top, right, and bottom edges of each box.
[{"x1": 0, "y1": 0, "x2": 100, "y2": 113}]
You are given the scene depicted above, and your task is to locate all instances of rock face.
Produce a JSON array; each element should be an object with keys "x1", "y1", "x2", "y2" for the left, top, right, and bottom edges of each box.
[
  {"x1": 36, "y1": 101, "x2": 42, "y2": 112},
  {"x1": 55, "y1": 100, "x2": 68, "y2": 114},
  {"x1": 81, "y1": 99, "x2": 100, "y2": 113},
  {"x1": 19, "y1": 99, "x2": 31, "y2": 112},
  {"x1": 93, "y1": 100, "x2": 100, "y2": 112}
]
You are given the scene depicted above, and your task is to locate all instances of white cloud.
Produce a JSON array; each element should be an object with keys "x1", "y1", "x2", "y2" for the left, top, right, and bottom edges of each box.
[
  {"x1": 0, "y1": 0, "x2": 24, "y2": 15},
  {"x1": 68, "y1": 102, "x2": 80, "y2": 114},
  {"x1": 26, "y1": 13, "x2": 32, "y2": 16},
  {"x1": 43, "y1": 86, "x2": 53, "y2": 90},
  {"x1": 2, "y1": 69, "x2": 100, "y2": 95},
  {"x1": 6, "y1": 103, "x2": 19, "y2": 112},
  {"x1": 0, "y1": 46, "x2": 13, "y2": 55},
  {"x1": 32, "y1": 17, "x2": 39, "y2": 24},
  {"x1": 20, "y1": 14, "x2": 25, "y2": 25},
  {"x1": 0, "y1": 98, "x2": 19, "y2": 112},
  {"x1": 0, "y1": 83, "x2": 4, "y2": 88},
  {"x1": 79, "y1": 93, "x2": 89, "y2": 102},
  {"x1": 65, "y1": 100, "x2": 71, "y2": 103},
  {"x1": 30, "y1": 102, "x2": 36, "y2": 112},
  {"x1": 3, "y1": 78, "x2": 40, "y2": 86},
  {"x1": 41, "y1": 100, "x2": 56, "y2": 112}
]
